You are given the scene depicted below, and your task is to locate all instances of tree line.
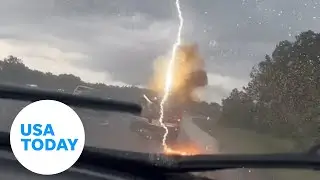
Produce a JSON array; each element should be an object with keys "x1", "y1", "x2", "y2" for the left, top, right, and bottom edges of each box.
[
  {"x1": 219, "y1": 30, "x2": 320, "y2": 148},
  {"x1": 0, "y1": 55, "x2": 221, "y2": 118}
]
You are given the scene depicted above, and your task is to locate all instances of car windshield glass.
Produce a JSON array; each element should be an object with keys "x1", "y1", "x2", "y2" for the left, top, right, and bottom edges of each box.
[{"x1": 0, "y1": 0, "x2": 319, "y2": 179}]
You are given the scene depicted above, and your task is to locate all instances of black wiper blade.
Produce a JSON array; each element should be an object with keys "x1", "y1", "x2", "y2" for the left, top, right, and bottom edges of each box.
[
  {"x1": 74, "y1": 150, "x2": 320, "y2": 173},
  {"x1": 1, "y1": 129, "x2": 320, "y2": 173},
  {"x1": 0, "y1": 131, "x2": 173, "y2": 176},
  {"x1": 0, "y1": 84, "x2": 141, "y2": 114},
  {"x1": 1, "y1": 84, "x2": 320, "y2": 174},
  {"x1": 172, "y1": 153, "x2": 320, "y2": 172}
]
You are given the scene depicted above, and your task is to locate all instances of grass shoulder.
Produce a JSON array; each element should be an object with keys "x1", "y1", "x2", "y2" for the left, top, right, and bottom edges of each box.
[{"x1": 192, "y1": 119, "x2": 320, "y2": 180}]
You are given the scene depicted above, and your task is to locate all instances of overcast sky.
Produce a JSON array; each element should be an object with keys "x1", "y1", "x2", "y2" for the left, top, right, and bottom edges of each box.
[{"x1": 0, "y1": 0, "x2": 319, "y2": 103}]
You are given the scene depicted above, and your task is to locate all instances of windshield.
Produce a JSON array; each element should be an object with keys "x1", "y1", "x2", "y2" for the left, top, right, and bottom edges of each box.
[{"x1": 0, "y1": 0, "x2": 319, "y2": 179}]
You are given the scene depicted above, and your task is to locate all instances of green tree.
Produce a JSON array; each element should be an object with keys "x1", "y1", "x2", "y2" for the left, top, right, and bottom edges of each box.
[{"x1": 220, "y1": 30, "x2": 320, "y2": 147}]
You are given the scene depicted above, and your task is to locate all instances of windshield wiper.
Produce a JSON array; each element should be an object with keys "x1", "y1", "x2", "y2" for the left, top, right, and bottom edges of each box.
[
  {"x1": 173, "y1": 153, "x2": 320, "y2": 172},
  {"x1": 0, "y1": 131, "x2": 171, "y2": 176},
  {"x1": 0, "y1": 84, "x2": 319, "y2": 174},
  {"x1": 0, "y1": 128, "x2": 319, "y2": 174},
  {"x1": 0, "y1": 84, "x2": 141, "y2": 114}
]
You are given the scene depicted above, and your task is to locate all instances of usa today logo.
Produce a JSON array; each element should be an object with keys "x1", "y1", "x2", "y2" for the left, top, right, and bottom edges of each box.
[{"x1": 10, "y1": 100, "x2": 85, "y2": 175}]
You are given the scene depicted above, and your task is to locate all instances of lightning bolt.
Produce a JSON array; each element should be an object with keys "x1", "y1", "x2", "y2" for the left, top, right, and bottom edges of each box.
[{"x1": 158, "y1": 0, "x2": 184, "y2": 153}]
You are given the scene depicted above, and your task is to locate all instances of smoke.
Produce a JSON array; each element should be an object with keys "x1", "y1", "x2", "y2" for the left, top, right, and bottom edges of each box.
[{"x1": 148, "y1": 43, "x2": 208, "y2": 105}]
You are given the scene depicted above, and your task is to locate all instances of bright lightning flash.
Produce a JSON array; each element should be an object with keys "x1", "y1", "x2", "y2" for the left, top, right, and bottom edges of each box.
[{"x1": 158, "y1": 0, "x2": 191, "y2": 155}]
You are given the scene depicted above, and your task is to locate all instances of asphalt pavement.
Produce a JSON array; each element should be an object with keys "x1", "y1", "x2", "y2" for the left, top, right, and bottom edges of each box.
[
  {"x1": 81, "y1": 111, "x2": 163, "y2": 153},
  {"x1": 0, "y1": 101, "x2": 268, "y2": 180},
  {"x1": 81, "y1": 111, "x2": 269, "y2": 180}
]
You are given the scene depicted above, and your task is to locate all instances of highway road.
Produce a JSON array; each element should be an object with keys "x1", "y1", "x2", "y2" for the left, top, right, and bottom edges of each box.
[
  {"x1": 81, "y1": 111, "x2": 268, "y2": 180},
  {"x1": 82, "y1": 111, "x2": 163, "y2": 153},
  {"x1": 0, "y1": 101, "x2": 267, "y2": 180}
]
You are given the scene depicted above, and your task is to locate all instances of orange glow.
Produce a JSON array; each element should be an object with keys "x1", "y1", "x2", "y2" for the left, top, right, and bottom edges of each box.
[
  {"x1": 148, "y1": 44, "x2": 206, "y2": 104},
  {"x1": 147, "y1": 44, "x2": 208, "y2": 155},
  {"x1": 163, "y1": 142, "x2": 201, "y2": 155}
]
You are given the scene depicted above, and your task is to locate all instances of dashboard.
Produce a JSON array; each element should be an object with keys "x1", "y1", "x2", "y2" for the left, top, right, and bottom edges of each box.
[
  {"x1": 0, "y1": 150, "x2": 210, "y2": 180},
  {"x1": 0, "y1": 151, "x2": 140, "y2": 180}
]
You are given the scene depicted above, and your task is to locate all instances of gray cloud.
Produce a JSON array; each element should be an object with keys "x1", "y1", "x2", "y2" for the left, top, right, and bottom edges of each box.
[{"x1": 0, "y1": 0, "x2": 319, "y2": 102}]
